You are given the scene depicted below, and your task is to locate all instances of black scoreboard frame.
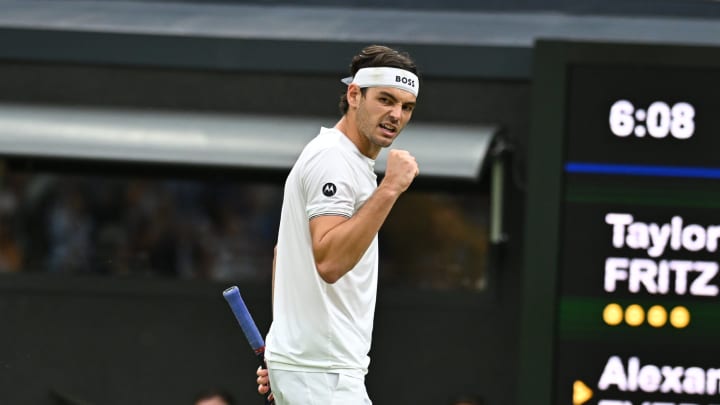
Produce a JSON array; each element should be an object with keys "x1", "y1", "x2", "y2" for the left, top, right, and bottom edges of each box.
[{"x1": 517, "y1": 39, "x2": 720, "y2": 405}]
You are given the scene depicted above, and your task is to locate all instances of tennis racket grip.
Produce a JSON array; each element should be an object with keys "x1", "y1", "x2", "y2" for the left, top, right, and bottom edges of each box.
[{"x1": 222, "y1": 286, "x2": 273, "y2": 405}]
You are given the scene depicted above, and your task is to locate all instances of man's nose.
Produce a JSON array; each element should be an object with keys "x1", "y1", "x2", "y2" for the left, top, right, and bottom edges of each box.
[{"x1": 388, "y1": 103, "x2": 402, "y2": 121}]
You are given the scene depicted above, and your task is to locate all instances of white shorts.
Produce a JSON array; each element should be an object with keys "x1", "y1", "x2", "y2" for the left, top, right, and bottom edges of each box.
[{"x1": 267, "y1": 368, "x2": 372, "y2": 405}]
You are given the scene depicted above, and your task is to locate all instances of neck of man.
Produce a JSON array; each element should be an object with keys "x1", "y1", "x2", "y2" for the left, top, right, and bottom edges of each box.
[{"x1": 335, "y1": 114, "x2": 381, "y2": 160}]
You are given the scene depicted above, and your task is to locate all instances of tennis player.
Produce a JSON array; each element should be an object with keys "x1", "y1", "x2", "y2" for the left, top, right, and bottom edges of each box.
[{"x1": 257, "y1": 44, "x2": 420, "y2": 404}]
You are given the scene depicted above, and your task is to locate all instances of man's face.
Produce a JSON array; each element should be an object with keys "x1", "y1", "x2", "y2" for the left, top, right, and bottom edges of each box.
[{"x1": 354, "y1": 86, "x2": 416, "y2": 149}]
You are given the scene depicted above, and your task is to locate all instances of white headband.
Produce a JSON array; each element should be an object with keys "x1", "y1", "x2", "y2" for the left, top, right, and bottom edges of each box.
[{"x1": 341, "y1": 67, "x2": 419, "y2": 97}]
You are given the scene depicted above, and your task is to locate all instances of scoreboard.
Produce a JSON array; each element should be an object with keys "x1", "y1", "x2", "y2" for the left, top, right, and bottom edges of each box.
[{"x1": 518, "y1": 40, "x2": 720, "y2": 405}]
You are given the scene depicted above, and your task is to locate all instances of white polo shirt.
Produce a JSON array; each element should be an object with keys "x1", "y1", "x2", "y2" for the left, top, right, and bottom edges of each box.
[{"x1": 265, "y1": 127, "x2": 379, "y2": 377}]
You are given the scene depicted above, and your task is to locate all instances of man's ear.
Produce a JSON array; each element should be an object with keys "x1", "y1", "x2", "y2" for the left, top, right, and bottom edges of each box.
[{"x1": 347, "y1": 84, "x2": 362, "y2": 109}]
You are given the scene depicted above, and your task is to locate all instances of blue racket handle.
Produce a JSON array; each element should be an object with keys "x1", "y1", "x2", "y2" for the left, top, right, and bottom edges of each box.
[
  {"x1": 222, "y1": 286, "x2": 265, "y2": 353},
  {"x1": 223, "y1": 286, "x2": 273, "y2": 404}
]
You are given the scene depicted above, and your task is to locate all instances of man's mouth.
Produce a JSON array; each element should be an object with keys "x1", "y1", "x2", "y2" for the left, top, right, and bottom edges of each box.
[{"x1": 379, "y1": 123, "x2": 397, "y2": 134}]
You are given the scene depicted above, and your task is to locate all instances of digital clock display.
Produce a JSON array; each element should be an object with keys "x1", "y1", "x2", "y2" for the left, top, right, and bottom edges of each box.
[
  {"x1": 609, "y1": 100, "x2": 695, "y2": 139},
  {"x1": 565, "y1": 64, "x2": 720, "y2": 168},
  {"x1": 518, "y1": 41, "x2": 720, "y2": 405}
]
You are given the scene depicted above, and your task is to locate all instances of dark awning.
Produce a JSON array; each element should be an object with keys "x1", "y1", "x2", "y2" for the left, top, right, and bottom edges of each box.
[{"x1": 0, "y1": 1, "x2": 718, "y2": 80}]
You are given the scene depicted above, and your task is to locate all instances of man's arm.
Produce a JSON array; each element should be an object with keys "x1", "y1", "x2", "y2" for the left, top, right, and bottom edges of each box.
[
  {"x1": 257, "y1": 247, "x2": 276, "y2": 402},
  {"x1": 271, "y1": 245, "x2": 276, "y2": 309},
  {"x1": 311, "y1": 149, "x2": 418, "y2": 284}
]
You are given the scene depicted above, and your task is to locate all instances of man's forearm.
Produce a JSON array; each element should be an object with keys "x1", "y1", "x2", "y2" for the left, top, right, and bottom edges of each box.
[{"x1": 311, "y1": 184, "x2": 401, "y2": 283}]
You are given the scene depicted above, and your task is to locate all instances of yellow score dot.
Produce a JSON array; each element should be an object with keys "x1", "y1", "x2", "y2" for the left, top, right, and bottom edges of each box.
[
  {"x1": 625, "y1": 304, "x2": 645, "y2": 327},
  {"x1": 603, "y1": 303, "x2": 624, "y2": 326},
  {"x1": 647, "y1": 305, "x2": 667, "y2": 328},
  {"x1": 670, "y1": 306, "x2": 691, "y2": 329}
]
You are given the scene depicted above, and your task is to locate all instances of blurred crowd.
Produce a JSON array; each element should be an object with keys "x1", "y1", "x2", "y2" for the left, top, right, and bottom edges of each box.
[
  {"x1": 0, "y1": 171, "x2": 279, "y2": 281},
  {"x1": 0, "y1": 169, "x2": 489, "y2": 290}
]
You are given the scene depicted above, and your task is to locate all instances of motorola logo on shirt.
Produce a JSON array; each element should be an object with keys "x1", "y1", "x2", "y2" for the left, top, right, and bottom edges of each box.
[{"x1": 322, "y1": 183, "x2": 337, "y2": 197}]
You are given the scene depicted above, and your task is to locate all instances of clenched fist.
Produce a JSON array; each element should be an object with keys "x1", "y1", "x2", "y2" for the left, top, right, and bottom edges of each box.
[{"x1": 382, "y1": 149, "x2": 418, "y2": 194}]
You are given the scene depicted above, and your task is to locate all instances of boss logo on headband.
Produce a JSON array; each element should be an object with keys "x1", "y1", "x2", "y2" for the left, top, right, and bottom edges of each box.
[{"x1": 395, "y1": 76, "x2": 416, "y2": 88}]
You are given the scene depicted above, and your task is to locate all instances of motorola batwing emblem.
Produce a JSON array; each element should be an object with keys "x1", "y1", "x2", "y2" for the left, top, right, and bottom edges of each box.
[{"x1": 322, "y1": 183, "x2": 337, "y2": 197}]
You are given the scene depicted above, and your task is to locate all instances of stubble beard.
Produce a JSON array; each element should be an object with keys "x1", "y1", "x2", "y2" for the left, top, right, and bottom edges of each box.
[{"x1": 356, "y1": 102, "x2": 394, "y2": 150}]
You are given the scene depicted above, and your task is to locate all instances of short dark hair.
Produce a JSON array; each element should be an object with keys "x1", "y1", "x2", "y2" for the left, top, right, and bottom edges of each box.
[{"x1": 338, "y1": 44, "x2": 419, "y2": 115}]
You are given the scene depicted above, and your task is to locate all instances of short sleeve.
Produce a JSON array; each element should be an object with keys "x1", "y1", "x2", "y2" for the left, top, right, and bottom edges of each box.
[{"x1": 303, "y1": 147, "x2": 356, "y2": 220}]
